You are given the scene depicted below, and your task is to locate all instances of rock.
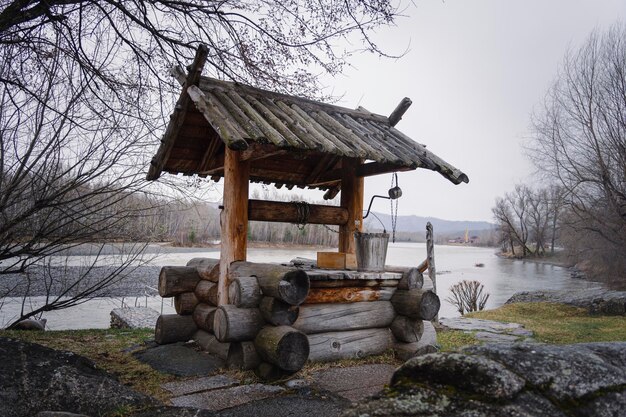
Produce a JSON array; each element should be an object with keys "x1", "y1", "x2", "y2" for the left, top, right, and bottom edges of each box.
[
  {"x1": 0, "y1": 337, "x2": 154, "y2": 417},
  {"x1": 440, "y1": 316, "x2": 533, "y2": 343},
  {"x1": 35, "y1": 413, "x2": 90, "y2": 417},
  {"x1": 344, "y1": 342, "x2": 626, "y2": 417},
  {"x1": 12, "y1": 318, "x2": 47, "y2": 331},
  {"x1": 506, "y1": 289, "x2": 626, "y2": 315},
  {"x1": 110, "y1": 307, "x2": 160, "y2": 329},
  {"x1": 134, "y1": 342, "x2": 224, "y2": 376},
  {"x1": 310, "y1": 364, "x2": 396, "y2": 402},
  {"x1": 162, "y1": 375, "x2": 239, "y2": 396}
]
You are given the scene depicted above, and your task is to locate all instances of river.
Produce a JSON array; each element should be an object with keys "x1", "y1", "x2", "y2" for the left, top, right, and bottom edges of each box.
[{"x1": 0, "y1": 242, "x2": 604, "y2": 330}]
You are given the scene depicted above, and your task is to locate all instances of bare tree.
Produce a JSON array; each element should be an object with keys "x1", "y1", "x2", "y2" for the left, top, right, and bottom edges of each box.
[
  {"x1": 0, "y1": 1, "x2": 406, "y2": 325},
  {"x1": 530, "y1": 23, "x2": 626, "y2": 281}
]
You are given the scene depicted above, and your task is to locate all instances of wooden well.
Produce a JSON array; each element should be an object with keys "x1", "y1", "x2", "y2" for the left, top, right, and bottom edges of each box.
[{"x1": 147, "y1": 45, "x2": 467, "y2": 377}]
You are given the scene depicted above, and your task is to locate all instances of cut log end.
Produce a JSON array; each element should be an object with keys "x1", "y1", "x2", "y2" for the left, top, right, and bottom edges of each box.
[
  {"x1": 278, "y1": 270, "x2": 310, "y2": 306},
  {"x1": 419, "y1": 291, "x2": 441, "y2": 321}
]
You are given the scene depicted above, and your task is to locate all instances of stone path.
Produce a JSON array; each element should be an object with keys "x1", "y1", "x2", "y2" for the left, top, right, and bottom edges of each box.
[
  {"x1": 156, "y1": 362, "x2": 396, "y2": 414},
  {"x1": 440, "y1": 317, "x2": 534, "y2": 343}
]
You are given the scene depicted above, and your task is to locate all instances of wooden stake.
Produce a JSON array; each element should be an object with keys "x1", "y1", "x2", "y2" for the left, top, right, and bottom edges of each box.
[
  {"x1": 218, "y1": 148, "x2": 250, "y2": 305},
  {"x1": 426, "y1": 222, "x2": 437, "y2": 322}
]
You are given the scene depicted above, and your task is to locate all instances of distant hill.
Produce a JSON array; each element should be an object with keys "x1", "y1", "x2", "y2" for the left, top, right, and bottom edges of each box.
[{"x1": 365, "y1": 212, "x2": 495, "y2": 235}]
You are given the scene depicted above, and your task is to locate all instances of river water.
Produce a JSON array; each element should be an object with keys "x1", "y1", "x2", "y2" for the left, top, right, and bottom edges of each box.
[{"x1": 0, "y1": 243, "x2": 604, "y2": 329}]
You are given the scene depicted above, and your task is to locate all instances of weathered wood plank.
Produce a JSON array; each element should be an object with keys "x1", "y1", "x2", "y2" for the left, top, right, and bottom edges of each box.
[
  {"x1": 248, "y1": 199, "x2": 348, "y2": 226},
  {"x1": 147, "y1": 46, "x2": 208, "y2": 180},
  {"x1": 254, "y1": 326, "x2": 309, "y2": 372},
  {"x1": 307, "y1": 328, "x2": 392, "y2": 362},
  {"x1": 155, "y1": 314, "x2": 197, "y2": 345},
  {"x1": 306, "y1": 269, "x2": 402, "y2": 282},
  {"x1": 309, "y1": 279, "x2": 399, "y2": 288},
  {"x1": 293, "y1": 301, "x2": 395, "y2": 334},
  {"x1": 304, "y1": 287, "x2": 396, "y2": 304}
]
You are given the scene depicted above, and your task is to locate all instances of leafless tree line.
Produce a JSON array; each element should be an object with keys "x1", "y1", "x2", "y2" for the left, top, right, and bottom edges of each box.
[
  {"x1": 495, "y1": 23, "x2": 625, "y2": 283},
  {"x1": 529, "y1": 23, "x2": 626, "y2": 282},
  {"x1": 492, "y1": 184, "x2": 565, "y2": 257}
]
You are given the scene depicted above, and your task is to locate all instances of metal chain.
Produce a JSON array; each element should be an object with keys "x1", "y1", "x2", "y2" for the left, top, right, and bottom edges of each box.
[{"x1": 390, "y1": 173, "x2": 398, "y2": 242}]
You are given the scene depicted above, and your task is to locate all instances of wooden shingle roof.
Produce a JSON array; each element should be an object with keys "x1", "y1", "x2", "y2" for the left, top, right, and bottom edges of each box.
[{"x1": 148, "y1": 60, "x2": 468, "y2": 192}]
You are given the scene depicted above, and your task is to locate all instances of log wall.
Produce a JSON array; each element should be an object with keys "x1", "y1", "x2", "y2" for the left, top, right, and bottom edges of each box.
[{"x1": 154, "y1": 258, "x2": 439, "y2": 378}]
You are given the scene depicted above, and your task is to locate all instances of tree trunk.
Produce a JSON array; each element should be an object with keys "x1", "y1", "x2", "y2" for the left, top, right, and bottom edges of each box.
[
  {"x1": 293, "y1": 301, "x2": 395, "y2": 334},
  {"x1": 186, "y1": 257, "x2": 220, "y2": 281},
  {"x1": 226, "y1": 341, "x2": 260, "y2": 370},
  {"x1": 390, "y1": 289, "x2": 440, "y2": 321},
  {"x1": 174, "y1": 292, "x2": 199, "y2": 315},
  {"x1": 195, "y1": 280, "x2": 219, "y2": 306},
  {"x1": 259, "y1": 296, "x2": 299, "y2": 326},
  {"x1": 193, "y1": 330, "x2": 230, "y2": 360},
  {"x1": 155, "y1": 314, "x2": 197, "y2": 345},
  {"x1": 213, "y1": 305, "x2": 264, "y2": 342},
  {"x1": 229, "y1": 261, "x2": 310, "y2": 305},
  {"x1": 254, "y1": 326, "x2": 309, "y2": 372},
  {"x1": 193, "y1": 303, "x2": 217, "y2": 331},
  {"x1": 307, "y1": 328, "x2": 392, "y2": 362},
  {"x1": 158, "y1": 266, "x2": 201, "y2": 297},
  {"x1": 304, "y1": 287, "x2": 395, "y2": 304},
  {"x1": 390, "y1": 315, "x2": 424, "y2": 343},
  {"x1": 229, "y1": 276, "x2": 262, "y2": 308}
]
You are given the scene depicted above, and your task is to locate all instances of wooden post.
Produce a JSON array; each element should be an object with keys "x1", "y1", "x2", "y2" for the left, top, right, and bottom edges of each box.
[
  {"x1": 339, "y1": 158, "x2": 364, "y2": 254},
  {"x1": 219, "y1": 148, "x2": 250, "y2": 305},
  {"x1": 426, "y1": 222, "x2": 437, "y2": 322}
]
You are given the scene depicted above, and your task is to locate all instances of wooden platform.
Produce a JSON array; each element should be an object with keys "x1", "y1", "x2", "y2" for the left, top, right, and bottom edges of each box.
[{"x1": 304, "y1": 269, "x2": 402, "y2": 281}]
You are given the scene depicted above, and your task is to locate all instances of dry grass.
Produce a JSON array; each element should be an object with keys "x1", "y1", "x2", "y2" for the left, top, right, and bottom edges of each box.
[
  {"x1": 0, "y1": 328, "x2": 174, "y2": 402},
  {"x1": 467, "y1": 302, "x2": 626, "y2": 344}
]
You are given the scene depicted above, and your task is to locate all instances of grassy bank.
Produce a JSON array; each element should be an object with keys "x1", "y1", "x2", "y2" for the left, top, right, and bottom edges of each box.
[{"x1": 467, "y1": 302, "x2": 626, "y2": 344}]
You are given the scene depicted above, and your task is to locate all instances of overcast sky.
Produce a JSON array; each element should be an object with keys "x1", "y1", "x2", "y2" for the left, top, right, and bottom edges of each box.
[{"x1": 310, "y1": 0, "x2": 626, "y2": 222}]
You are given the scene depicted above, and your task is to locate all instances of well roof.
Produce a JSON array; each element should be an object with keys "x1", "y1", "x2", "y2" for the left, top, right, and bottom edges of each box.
[{"x1": 147, "y1": 75, "x2": 468, "y2": 191}]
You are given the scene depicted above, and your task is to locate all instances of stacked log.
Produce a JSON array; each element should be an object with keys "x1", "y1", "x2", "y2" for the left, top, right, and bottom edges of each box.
[
  {"x1": 385, "y1": 267, "x2": 440, "y2": 359},
  {"x1": 154, "y1": 257, "x2": 440, "y2": 375}
]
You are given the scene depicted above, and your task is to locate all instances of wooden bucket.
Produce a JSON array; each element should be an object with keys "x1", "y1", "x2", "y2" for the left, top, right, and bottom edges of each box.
[{"x1": 354, "y1": 232, "x2": 389, "y2": 272}]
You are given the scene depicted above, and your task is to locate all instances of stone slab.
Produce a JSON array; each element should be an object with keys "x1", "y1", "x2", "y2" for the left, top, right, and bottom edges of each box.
[
  {"x1": 134, "y1": 343, "x2": 224, "y2": 376},
  {"x1": 110, "y1": 307, "x2": 160, "y2": 329},
  {"x1": 214, "y1": 392, "x2": 349, "y2": 417},
  {"x1": 171, "y1": 383, "x2": 285, "y2": 411},
  {"x1": 162, "y1": 375, "x2": 239, "y2": 396},
  {"x1": 440, "y1": 317, "x2": 525, "y2": 333},
  {"x1": 474, "y1": 331, "x2": 522, "y2": 343},
  {"x1": 310, "y1": 364, "x2": 396, "y2": 402}
]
